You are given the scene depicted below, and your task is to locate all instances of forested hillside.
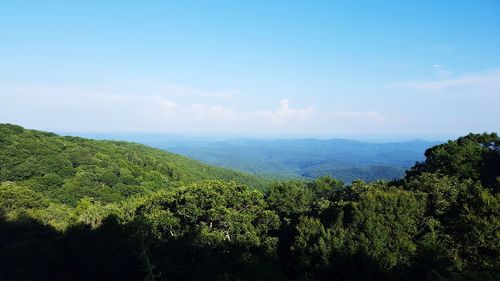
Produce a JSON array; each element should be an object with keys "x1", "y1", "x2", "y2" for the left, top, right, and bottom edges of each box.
[
  {"x1": 0, "y1": 124, "x2": 266, "y2": 206},
  {"x1": 0, "y1": 126, "x2": 498, "y2": 281}
]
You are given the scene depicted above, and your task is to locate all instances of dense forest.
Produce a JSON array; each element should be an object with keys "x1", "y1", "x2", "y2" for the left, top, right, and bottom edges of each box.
[{"x1": 0, "y1": 124, "x2": 498, "y2": 281}]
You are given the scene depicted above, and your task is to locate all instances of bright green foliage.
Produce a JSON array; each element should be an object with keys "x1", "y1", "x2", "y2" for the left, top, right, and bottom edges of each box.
[
  {"x1": 137, "y1": 180, "x2": 279, "y2": 243},
  {"x1": 0, "y1": 181, "x2": 48, "y2": 213},
  {"x1": 305, "y1": 176, "x2": 344, "y2": 213},
  {"x1": 132, "y1": 180, "x2": 282, "y2": 280},
  {"x1": 457, "y1": 189, "x2": 500, "y2": 270},
  {"x1": 0, "y1": 124, "x2": 266, "y2": 205},
  {"x1": 72, "y1": 197, "x2": 108, "y2": 228},
  {"x1": 405, "y1": 173, "x2": 470, "y2": 217},
  {"x1": 27, "y1": 202, "x2": 73, "y2": 231}
]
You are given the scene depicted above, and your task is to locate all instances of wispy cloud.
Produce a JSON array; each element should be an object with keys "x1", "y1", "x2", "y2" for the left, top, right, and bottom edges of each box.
[
  {"x1": 121, "y1": 80, "x2": 238, "y2": 100},
  {"x1": 259, "y1": 99, "x2": 315, "y2": 125},
  {"x1": 388, "y1": 69, "x2": 500, "y2": 94}
]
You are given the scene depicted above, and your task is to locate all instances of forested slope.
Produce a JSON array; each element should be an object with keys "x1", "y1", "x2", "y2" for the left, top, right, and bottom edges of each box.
[
  {"x1": 0, "y1": 126, "x2": 498, "y2": 281},
  {"x1": 0, "y1": 124, "x2": 266, "y2": 205}
]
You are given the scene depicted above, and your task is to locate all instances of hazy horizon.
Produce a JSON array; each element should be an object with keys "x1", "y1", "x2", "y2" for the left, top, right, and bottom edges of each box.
[{"x1": 56, "y1": 129, "x2": 451, "y2": 143}]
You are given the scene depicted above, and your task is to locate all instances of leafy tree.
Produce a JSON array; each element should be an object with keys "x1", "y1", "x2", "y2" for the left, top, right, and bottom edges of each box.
[
  {"x1": 407, "y1": 133, "x2": 500, "y2": 189},
  {"x1": 338, "y1": 185, "x2": 425, "y2": 271},
  {"x1": 0, "y1": 182, "x2": 48, "y2": 213},
  {"x1": 133, "y1": 180, "x2": 281, "y2": 280},
  {"x1": 290, "y1": 216, "x2": 333, "y2": 279},
  {"x1": 265, "y1": 181, "x2": 313, "y2": 221}
]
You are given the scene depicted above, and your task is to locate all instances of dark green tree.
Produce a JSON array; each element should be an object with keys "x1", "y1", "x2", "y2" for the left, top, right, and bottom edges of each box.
[{"x1": 407, "y1": 133, "x2": 500, "y2": 190}]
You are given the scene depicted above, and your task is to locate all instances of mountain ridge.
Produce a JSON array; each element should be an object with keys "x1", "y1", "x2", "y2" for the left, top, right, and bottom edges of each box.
[{"x1": 0, "y1": 123, "x2": 266, "y2": 205}]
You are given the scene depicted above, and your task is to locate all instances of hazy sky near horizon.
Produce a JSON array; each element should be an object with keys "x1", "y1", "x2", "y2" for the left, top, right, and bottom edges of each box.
[{"x1": 1, "y1": 0, "x2": 499, "y2": 137}]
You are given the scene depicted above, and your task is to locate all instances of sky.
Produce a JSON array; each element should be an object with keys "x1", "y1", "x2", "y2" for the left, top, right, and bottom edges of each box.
[{"x1": 1, "y1": 0, "x2": 499, "y2": 138}]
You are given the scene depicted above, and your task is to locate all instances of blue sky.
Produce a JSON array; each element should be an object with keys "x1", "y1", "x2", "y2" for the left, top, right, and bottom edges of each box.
[{"x1": 1, "y1": 0, "x2": 499, "y2": 138}]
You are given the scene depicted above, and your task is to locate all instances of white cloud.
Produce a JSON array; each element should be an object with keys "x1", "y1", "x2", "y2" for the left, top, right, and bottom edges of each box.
[
  {"x1": 388, "y1": 69, "x2": 500, "y2": 94},
  {"x1": 149, "y1": 96, "x2": 179, "y2": 118},
  {"x1": 432, "y1": 64, "x2": 453, "y2": 77},
  {"x1": 260, "y1": 99, "x2": 315, "y2": 125}
]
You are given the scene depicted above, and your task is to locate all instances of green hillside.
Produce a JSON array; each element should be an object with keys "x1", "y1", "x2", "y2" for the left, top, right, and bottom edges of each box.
[{"x1": 0, "y1": 124, "x2": 266, "y2": 205}]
